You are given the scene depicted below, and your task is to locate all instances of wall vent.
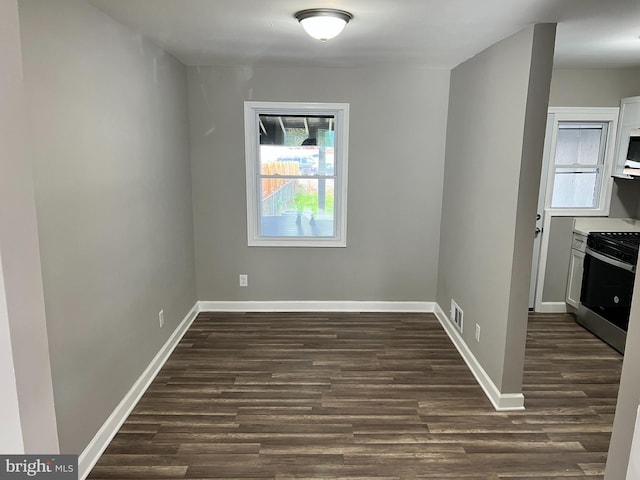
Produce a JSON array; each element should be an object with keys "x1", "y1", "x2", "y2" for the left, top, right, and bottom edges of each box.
[{"x1": 450, "y1": 299, "x2": 463, "y2": 333}]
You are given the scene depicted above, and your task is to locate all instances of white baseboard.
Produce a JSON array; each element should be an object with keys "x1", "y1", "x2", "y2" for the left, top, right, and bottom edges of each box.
[
  {"x1": 433, "y1": 303, "x2": 525, "y2": 411},
  {"x1": 78, "y1": 302, "x2": 199, "y2": 480},
  {"x1": 536, "y1": 302, "x2": 568, "y2": 313},
  {"x1": 198, "y1": 300, "x2": 434, "y2": 313}
]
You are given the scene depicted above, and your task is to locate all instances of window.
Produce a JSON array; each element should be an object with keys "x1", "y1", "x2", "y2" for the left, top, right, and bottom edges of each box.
[
  {"x1": 550, "y1": 122, "x2": 608, "y2": 209},
  {"x1": 544, "y1": 108, "x2": 619, "y2": 216},
  {"x1": 244, "y1": 102, "x2": 349, "y2": 247}
]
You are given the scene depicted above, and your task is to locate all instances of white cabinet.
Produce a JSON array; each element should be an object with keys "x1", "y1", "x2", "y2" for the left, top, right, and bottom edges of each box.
[
  {"x1": 566, "y1": 232, "x2": 587, "y2": 308},
  {"x1": 613, "y1": 96, "x2": 640, "y2": 178}
]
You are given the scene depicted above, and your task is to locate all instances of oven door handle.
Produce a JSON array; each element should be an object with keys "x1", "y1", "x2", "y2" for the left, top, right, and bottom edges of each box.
[{"x1": 585, "y1": 247, "x2": 636, "y2": 273}]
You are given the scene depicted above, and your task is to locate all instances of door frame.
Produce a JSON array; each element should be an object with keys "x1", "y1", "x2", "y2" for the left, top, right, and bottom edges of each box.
[{"x1": 529, "y1": 114, "x2": 554, "y2": 309}]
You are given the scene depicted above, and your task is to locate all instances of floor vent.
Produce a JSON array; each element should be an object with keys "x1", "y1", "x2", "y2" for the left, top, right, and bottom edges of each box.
[{"x1": 450, "y1": 299, "x2": 463, "y2": 333}]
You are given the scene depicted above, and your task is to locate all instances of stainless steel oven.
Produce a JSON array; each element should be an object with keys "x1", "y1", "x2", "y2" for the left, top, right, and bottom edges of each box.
[{"x1": 577, "y1": 232, "x2": 640, "y2": 354}]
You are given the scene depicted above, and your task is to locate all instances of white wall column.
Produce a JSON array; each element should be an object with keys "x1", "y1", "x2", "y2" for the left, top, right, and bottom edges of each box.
[
  {"x1": 0, "y1": 0, "x2": 59, "y2": 453},
  {"x1": 0, "y1": 253, "x2": 24, "y2": 453}
]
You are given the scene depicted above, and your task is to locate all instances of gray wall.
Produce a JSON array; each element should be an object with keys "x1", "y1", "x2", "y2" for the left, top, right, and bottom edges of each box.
[
  {"x1": 437, "y1": 24, "x2": 555, "y2": 393},
  {"x1": 188, "y1": 65, "x2": 450, "y2": 301},
  {"x1": 18, "y1": 0, "x2": 197, "y2": 453},
  {"x1": 611, "y1": 179, "x2": 640, "y2": 219},
  {"x1": 541, "y1": 217, "x2": 574, "y2": 302},
  {"x1": 0, "y1": 0, "x2": 58, "y2": 453},
  {"x1": 549, "y1": 68, "x2": 640, "y2": 108}
]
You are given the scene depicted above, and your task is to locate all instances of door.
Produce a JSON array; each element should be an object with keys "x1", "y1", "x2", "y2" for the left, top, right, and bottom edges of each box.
[{"x1": 529, "y1": 114, "x2": 554, "y2": 309}]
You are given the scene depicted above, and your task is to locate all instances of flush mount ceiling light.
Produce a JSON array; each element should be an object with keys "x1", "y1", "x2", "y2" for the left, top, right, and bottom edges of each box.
[{"x1": 294, "y1": 8, "x2": 353, "y2": 41}]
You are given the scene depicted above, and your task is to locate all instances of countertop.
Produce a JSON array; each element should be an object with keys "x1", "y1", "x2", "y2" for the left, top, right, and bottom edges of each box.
[{"x1": 573, "y1": 217, "x2": 640, "y2": 235}]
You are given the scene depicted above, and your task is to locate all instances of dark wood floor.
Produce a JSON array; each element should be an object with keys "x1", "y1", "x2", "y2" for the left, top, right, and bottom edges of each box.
[{"x1": 88, "y1": 311, "x2": 623, "y2": 479}]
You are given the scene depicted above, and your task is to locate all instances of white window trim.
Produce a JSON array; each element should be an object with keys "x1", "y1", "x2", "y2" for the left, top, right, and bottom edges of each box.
[
  {"x1": 543, "y1": 107, "x2": 619, "y2": 217},
  {"x1": 244, "y1": 101, "x2": 349, "y2": 247}
]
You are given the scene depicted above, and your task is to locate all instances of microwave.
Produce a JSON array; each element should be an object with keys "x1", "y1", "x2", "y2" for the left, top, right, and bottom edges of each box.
[{"x1": 628, "y1": 129, "x2": 640, "y2": 162}]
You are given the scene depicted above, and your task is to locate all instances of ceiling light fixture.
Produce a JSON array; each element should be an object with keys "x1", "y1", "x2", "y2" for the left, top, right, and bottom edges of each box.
[{"x1": 294, "y1": 8, "x2": 353, "y2": 42}]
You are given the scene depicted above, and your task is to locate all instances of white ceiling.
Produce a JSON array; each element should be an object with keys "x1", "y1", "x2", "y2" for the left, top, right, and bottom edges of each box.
[{"x1": 88, "y1": 0, "x2": 640, "y2": 70}]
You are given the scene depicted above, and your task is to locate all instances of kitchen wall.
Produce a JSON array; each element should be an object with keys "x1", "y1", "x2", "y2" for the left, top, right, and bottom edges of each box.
[
  {"x1": 541, "y1": 216, "x2": 574, "y2": 303},
  {"x1": 18, "y1": 0, "x2": 197, "y2": 454},
  {"x1": 549, "y1": 68, "x2": 640, "y2": 107},
  {"x1": 188, "y1": 65, "x2": 450, "y2": 302},
  {"x1": 539, "y1": 68, "x2": 640, "y2": 303},
  {"x1": 437, "y1": 24, "x2": 556, "y2": 393}
]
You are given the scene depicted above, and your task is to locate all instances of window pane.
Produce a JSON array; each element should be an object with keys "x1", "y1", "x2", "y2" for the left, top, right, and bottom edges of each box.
[
  {"x1": 259, "y1": 145, "x2": 335, "y2": 177},
  {"x1": 555, "y1": 123, "x2": 605, "y2": 166},
  {"x1": 260, "y1": 178, "x2": 335, "y2": 237},
  {"x1": 550, "y1": 168, "x2": 600, "y2": 208},
  {"x1": 245, "y1": 102, "x2": 349, "y2": 246},
  {"x1": 259, "y1": 114, "x2": 335, "y2": 177}
]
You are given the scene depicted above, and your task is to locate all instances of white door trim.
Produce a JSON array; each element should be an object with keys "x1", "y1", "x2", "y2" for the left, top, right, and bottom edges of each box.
[
  {"x1": 534, "y1": 211, "x2": 554, "y2": 312},
  {"x1": 529, "y1": 114, "x2": 554, "y2": 309}
]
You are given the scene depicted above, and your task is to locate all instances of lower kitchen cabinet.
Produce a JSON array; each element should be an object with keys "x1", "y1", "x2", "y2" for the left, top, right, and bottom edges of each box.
[{"x1": 566, "y1": 232, "x2": 587, "y2": 309}]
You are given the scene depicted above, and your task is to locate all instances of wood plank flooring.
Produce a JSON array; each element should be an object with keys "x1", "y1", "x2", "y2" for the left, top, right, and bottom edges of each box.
[{"x1": 88, "y1": 312, "x2": 623, "y2": 479}]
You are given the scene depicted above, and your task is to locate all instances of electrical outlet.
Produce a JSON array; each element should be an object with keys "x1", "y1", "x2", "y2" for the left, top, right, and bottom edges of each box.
[
  {"x1": 450, "y1": 299, "x2": 463, "y2": 333},
  {"x1": 239, "y1": 274, "x2": 248, "y2": 287},
  {"x1": 159, "y1": 309, "x2": 164, "y2": 328},
  {"x1": 475, "y1": 323, "x2": 481, "y2": 342}
]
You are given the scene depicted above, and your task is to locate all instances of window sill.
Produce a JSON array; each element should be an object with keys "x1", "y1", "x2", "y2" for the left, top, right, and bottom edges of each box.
[
  {"x1": 544, "y1": 208, "x2": 610, "y2": 218},
  {"x1": 248, "y1": 239, "x2": 346, "y2": 248}
]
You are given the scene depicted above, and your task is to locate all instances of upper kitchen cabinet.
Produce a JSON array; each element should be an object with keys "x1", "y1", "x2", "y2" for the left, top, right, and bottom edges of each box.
[{"x1": 613, "y1": 96, "x2": 640, "y2": 178}]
